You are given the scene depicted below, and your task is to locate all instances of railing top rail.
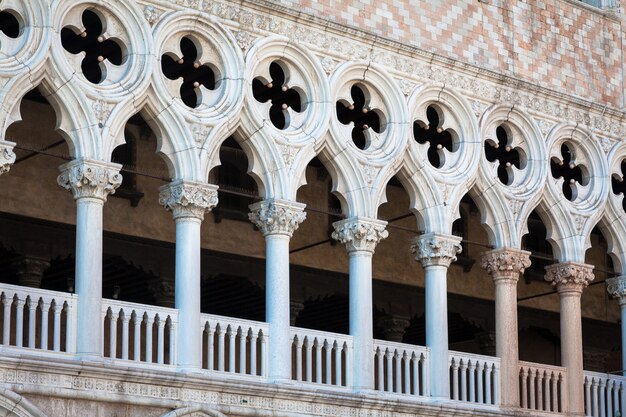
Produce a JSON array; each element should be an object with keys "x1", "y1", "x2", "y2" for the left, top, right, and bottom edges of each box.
[
  {"x1": 373, "y1": 339, "x2": 430, "y2": 355},
  {"x1": 583, "y1": 369, "x2": 626, "y2": 381},
  {"x1": 449, "y1": 350, "x2": 500, "y2": 366},
  {"x1": 201, "y1": 313, "x2": 269, "y2": 332},
  {"x1": 519, "y1": 360, "x2": 567, "y2": 374},
  {"x1": 103, "y1": 298, "x2": 178, "y2": 320},
  {"x1": 290, "y1": 326, "x2": 353, "y2": 346},
  {"x1": 0, "y1": 283, "x2": 77, "y2": 301}
]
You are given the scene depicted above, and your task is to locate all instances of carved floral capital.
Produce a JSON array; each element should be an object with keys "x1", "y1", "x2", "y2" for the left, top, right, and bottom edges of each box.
[
  {"x1": 159, "y1": 180, "x2": 218, "y2": 221},
  {"x1": 331, "y1": 217, "x2": 388, "y2": 254},
  {"x1": 545, "y1": 262, "x2": 594, "y2": 293},
  {"x1": 411, "y1": 233, "x2": 462, "y2": 268},
  {"x1": 481, "y1": 248, "x2": 531, "y2": 283},
  {"x1": 0, "y1": 140, "x2": 16, "y2": 176},
  {"x1": 249, "y1": 199, "x2": 306, "y2": 237},
  {"x1": 57, "y1": 159, "x2": 122, "y2": 202},
  {"x1": 606, "y1": 276, "x2": 626, "y2": 305}
]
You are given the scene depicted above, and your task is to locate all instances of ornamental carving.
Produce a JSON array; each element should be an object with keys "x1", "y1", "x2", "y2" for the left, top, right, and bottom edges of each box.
[
  {"x1": 159, "y1": 180, "x2": 218, "y2": 221},
  {"x1": 606, "y1": 276, "x2": 626, "y2": 301},
  {"x1": 332, "y1": 218, "x2": 388, "y2": 253},
  {"x1": 248, "y1": 199, "x2": 306, "y2": 237},
  {"x1": 545, "y1": 262, "x2": 594, "y2": 291},
  {"x1": 0, "y1": 141, "x2": 16, "y2": 175},
  {"x1": 411, "y1": 233, "x2": 462, "y2": 268},
  {"x1": 57, "y1": 159, "x2": 122, "y2": 202},
  {"x1": 481, "y1": 248, "x2": 531, "y2": 282}
]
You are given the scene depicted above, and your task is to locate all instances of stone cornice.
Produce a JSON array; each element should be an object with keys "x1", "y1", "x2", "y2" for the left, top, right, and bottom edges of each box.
[
  {"x1": 481, "y1": 248, "x2": 532, "y2": 283},
  {"x1": 159, "y1": 180, "x2": 218, "y2": 221},
  {"x1": 606, "y1": 276, "x2": 626, "y2": 304},
  {"x1": 411, "y1": 233, "x2": 462, "y2": 268},
  {"x1": 57, "y1": 159, "x2": 122, "y2": 202},
  {"x1": 248, "y1": 199, "x2": 306, "y2": 237},
  {"x1": 545, "y1": 262, "x2": 594, "y2": 293},
  {"x1": 331, "y1": 217, "x2": 388, "y2": 254},
  {"x1": 0, "y1": 140, "x2": 15, "y2": 176}
]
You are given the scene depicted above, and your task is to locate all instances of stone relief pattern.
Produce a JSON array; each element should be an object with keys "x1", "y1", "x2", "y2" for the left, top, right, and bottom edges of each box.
[
  {"x1": 481, "y1": 249, "x2": 531, "y2": 276},
  {"x1": 248, "y1": 200, "x2": 307, "y2": 237},
  {"x1": 0, "y1": 143, "x2": 16, "y2": 175},
  {"x1": 410, "y1": 234, "x2": 462, "y2": 268},
  {"x1": 57, "y1": 161, "x2": 122, "y2": 201},
  {"x1": 159, "y1": 181, "x2": 219, "y2": 220},
  {"x1": 544, "y1": 262, "x2": 595, "y2": 289}
]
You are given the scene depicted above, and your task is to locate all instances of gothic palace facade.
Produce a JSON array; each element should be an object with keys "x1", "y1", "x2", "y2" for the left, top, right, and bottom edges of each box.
[{"x1": 0, "y1": 0, "x2": 625, "y2": 416}]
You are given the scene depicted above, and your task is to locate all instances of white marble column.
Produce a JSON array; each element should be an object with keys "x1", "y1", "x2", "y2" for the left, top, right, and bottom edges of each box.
[
  {"x1": 606, "y1": 276, "x2": 626, "y2": 376},
  {"x1": 249, "y1": 199, "x2": 306, "y2": 381},
  {"x1": 332, "y1": 217, "x2": 388, "y2": 390},
  {"x1": 160, "y1": 180, "x2": 218, "y2": 370},
  {"x1": 411, "y1": 233, "x2": 462, "y2": 399},
  {"x1": 481, "y1": 248, "x2": 531, "y2": 408},
  {"x1": 58, "y1": 159, "x2": 122, "y2": 359},
  {"x1": 545, "y1": 262, "x2": 594, "y2": 416},
  {"x1": 0, "y1": 140, "x2": 16, "y2": 175}
]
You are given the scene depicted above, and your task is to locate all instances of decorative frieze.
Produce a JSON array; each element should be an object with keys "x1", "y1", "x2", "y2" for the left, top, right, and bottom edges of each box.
[
  {"x1": 248, "y1": 199, "x2": 306, "y2": 237},
  {"x1": 331, "y1": 217, "x2": 388, "y2": 254},
  {"x1": 0, "y1": 141, "x2": 15, "y2": 176},
  {"x1": 481, "y1": 248, "x2": 531, "y2": 283},
  {"x1": 545, "y1": 262, "x2": 594, "y2": 292},
  {"x1": 159, "y1": 180, "x2": 218, "y2": 221},
  {"x1": 411, "y1": 233, "x2": 462, "y2": 268},
  {"x1": 57, "y1": 159, "x2": 122, "y2": 202}
]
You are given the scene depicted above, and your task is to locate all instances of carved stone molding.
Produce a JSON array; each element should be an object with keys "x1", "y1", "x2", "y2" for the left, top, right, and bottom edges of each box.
[
  {"x1": 331, "y1": 217, "x2": 388, "y2": 254},
  {"x1": 545, "y1": 262, "x2": 594, "y2": 293},
  {"x1": 0, "y1": 140, "x2": 16, "y2": 176},
  {"x1": 606, "y1": 276, "x2": 626, "y2": 306},
  {"x1": 481, "y1": 248, "x2": 531, "y2": 283},
  {"x1": 159, "y1": 180, "x2": 218, "y2": 221},
  {"x1": 248, "y1": 199, "x2": 306, "y2": 237},
  {"x1": 411, "y1": 233, "x2": 462, "y2": 268},
  {"x1": 57, "y1": 159, "x2": 122, "y2": 202}
]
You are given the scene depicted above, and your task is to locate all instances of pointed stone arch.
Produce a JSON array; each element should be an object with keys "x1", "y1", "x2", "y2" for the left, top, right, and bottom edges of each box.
[{"x1": 0, "y1": 389, "x2": 50, "y2": 417}]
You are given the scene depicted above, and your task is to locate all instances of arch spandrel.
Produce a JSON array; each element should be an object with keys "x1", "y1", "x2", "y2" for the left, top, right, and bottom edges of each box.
[
  {"x1": 0, "y1": 389, "x2": 49, "y2": 417},
  {"x1": 539, "y1": 123, "x2": 609, "y2": 263}
]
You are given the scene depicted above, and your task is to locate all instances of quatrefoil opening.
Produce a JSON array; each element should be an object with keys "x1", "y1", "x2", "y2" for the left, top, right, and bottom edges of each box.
[
  {"x1": 0, "y1": 10, "x2": 21, "y2": 39},
  {"x1": 161, "y1": 36, "x2": 218, "y2": 109},
  {"x1": 550, "y1": 143, "x2": 588, "y2": 202},
  {"x1": 61, "y1": 9, "x2": 125, "y2": 84},
  {"x1": 336, "y1": 84, "x2": 385, "y2": 150},
  {"x1": 252, "y1": 61, "x2": 304, "y2": 130},
  {"x1": 484, "y1": 125, "x2": 526, "y2": 186},
  {"x1": 612, "y1": 160, "x2": 626, "y2": 213},
  {"x1": 413, "y1": 105, "x2": 457, "y2": 168}
]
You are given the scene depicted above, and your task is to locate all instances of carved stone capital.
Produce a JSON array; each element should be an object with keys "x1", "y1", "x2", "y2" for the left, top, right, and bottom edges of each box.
[
  {"x1": 159, "y1": 180, "x2": 218, "y2": 221},
  {"x1": 248, "y1": 199, "x2": 306, "y2": 237},
  {"x1": 545, "y1": 262, "x2": 594, "y2": 293},
  {"x1": 377, "y1": 315, "x2": 410, "y2": 343},
  {"x1": 481, "y1": 248, "x2": 531, "y2": 283},
  {"x1": 12, "y1": 256, "x2": 50, "y2": 288},
  {"x1": 57, "y1": 159, "x2": 122, "y2": 202},
  {"x1": 411, "y1": 233, "x2": 462, "y2": 268},
  {"x1": 331, "y1": 217, "x2": 388, "y2": 254},
  {"x1": 606, "y1": 276, "x2": 626, "y2": 305},
  {"x1": 0, "y1": 140, "x2": 16, "y2": 175}
]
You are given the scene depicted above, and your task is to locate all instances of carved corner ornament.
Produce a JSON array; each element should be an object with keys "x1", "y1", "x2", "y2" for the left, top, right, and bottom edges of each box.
[
  {"x1": 411, "y1": 233, "x2": 462, "y2": 268},
  {"x1": 159, "y1": 180, "x2": 218, "y2": 221},
  {"x1": 0, "y1": 140, "x2": 16, "y2": 175},
  {"x1": 481, "y1": 248, "x2": 531, "y2": 282},
  {"x1": 331, "y1": 217, "x2": 388, "y2": 254},
  {"x1": 57, "y1": 159, "x2": 122, "y2": 202},
  {"x1": 545, "y1": 262, "x2": 594, "y2": 293},
  {"x1": 248, "y1": 199, "x2": 306, "y2": 237},
  {"x1": 606, "y1": 276, "x2": 626, "y2": 305}
]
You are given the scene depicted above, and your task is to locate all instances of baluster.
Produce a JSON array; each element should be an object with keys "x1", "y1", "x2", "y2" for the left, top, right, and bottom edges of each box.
[
  {"x1": 324, "y1": 340, "x2": 332, "y2": 385},
  {"x1": 520, "y1": 368, "x2": 528, "y2": 408},
  {"x1": 385, "y1": 348, "x2": 392, "y2": 392},
  {"x1": 305, "y1": 337, "x2": 312, "y2": 383},
  {"x1": 376, "y1": 347, "x2": 383, "y2": 390},
  {"x1": 239, "y1": 327, "x2": 247, "y2": 374},
  {"x1": 40, "y1": 300, "x2": 50, "y2": 350},
  {"x1": 403, "y1": 351, "x2": 410, "y2": 394},
  {"x1": 493, "y1": 364, "x2": 500, "y2": 405},
  {"x1": 295, "y1": 335, "x2": 303, "y2": 381},
  {"x1": 109, "y1": 309, "x2": 118, "y2": 359},
  {"x1": 121, "y1": 311, "x2": 129, "y2": 360},
  {"x1": 217, "y1": 324, "x2": 225, "y2": 371},
  {"x1": 145, "y1": 313, "x2": 154, "y2": 363},
  {"x1": 157, "y1": 315, "x2": 165, "y2": 365},
  {"x1": 422, "y1": 353, "x2": 431, "y2": 397},
  {"x1": 52, "y1": 300, "x2": 62, "y2": 352},
  {"x1": 476, "y1": 362, "x2": 483, "y2": 404},
  {"x1": 168, "y1": 318, "x2": 175, "y2": 365},
  {"x1": 228, "y1": 326, "x2": 236, "y2": 372},
  {"x1": 344, "y1": 342, "x2": 351, "y2": 388},
  {"x1": 537, "y1": 370, "x2": 544, "y2": 411},
  {"x1": 451, "y1": 358, "x2": 459, "y2": 400},
  {"x1": 2, "y1": 294, "x2": 12, "y2": 345},
  {"x1": 15, "y1": 297, "x2": 25, "y2": 347},
  {"x1": 529, "y1": 367, "x2": 536, "y2": 409},
  {"x1": 64, "y1": 302, "x2": 72, "y2": 353},
  {"x1": 599, "y1": 378, "x2": 606, "y2": 417},
  {"x1": 585, "y1": 376, "x2": 592, "y2": 416},
  {"x1": 468, "y1": 361, "x2": 476, "y2": 402},
  {"x1": 394, "y1": 350, "x2": 401, "y2": 393},
  {"x1": 334, "y1": 341, "x2": 342, "y2": 386},
  {"x1": 260, "y1": 331, "x2": 267, "y2": 377},
  {"x1": 27, "y1": 297, "x2": 37, "y2": 348},
  {"x1": 485, "y1": 363, "x2": 492, "y2": 405},
  {"x1": 412, "y1": 353, "x2": 420, "y2": 395},
  {"x1": 133, "y1": 312, "x2": 141, "y2": 361},
  {"x1": 249, "y1": 329, "x2": 257, "y2": 375},
  {"x1": 607, "y1": 380, "x2": 613, "y2": 417},
  {"x1": 206, "y1": 324, "x2": 214, "y2": 371},
  {"x1": 551, "y1": 372, "x2": 558, "y2": 412},
  {"x1": 613, "y1": 381, "x2": 620, "y2": 417},
  {"x1": 315, "y1": 338, "x2": 322, "y2": 383},
  {"x1": 460, "y1": 360, "x2": 467, "y2": 401},
  {"x1": 592, "y1": 378, "x2": 599, "y2": 417}
]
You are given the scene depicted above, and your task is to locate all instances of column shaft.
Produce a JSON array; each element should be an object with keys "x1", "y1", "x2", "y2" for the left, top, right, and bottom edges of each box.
[
  {"x1": 621, "y1": 302, "x2": 626, "y2": 376},
  {"x1": 425, "y1": 264, "x2": 450, "y2": 398},
  {"x1": 350, "y1": 251, "x2": 374, "y2": 389}
]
